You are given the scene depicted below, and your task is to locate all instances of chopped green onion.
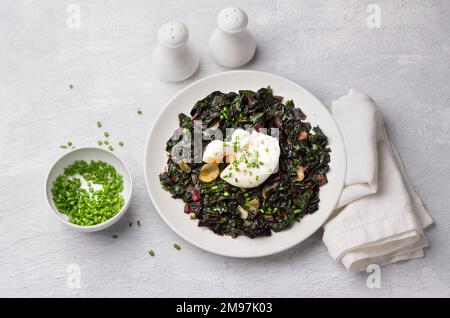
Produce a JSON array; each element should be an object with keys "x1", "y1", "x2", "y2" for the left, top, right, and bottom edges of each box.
[
  {"x1": 149, "y1": 250, "x2": 155, "y2": 257},
  {"x1": 104, "y1": 131, "x2": 109, "y2": 138},
  {"x1": 173, "y1": 243, "x2": 181, "y2": 251},
  {"x1": 96, "y1": 121, "x2": 102, "y2": 128},
  {"x1": 51, "y1": 160, "x2": 125, "y2": 227}
]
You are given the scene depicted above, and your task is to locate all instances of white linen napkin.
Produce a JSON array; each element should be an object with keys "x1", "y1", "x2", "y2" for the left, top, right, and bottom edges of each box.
[{"x1": 322, "y1": 89, "x2": 433, "y2": 273}]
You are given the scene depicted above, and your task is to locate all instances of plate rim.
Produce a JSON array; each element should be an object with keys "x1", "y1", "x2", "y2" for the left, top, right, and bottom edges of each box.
[{"x1": 144, "y1": 70, "x2": 346, "y2": 258}]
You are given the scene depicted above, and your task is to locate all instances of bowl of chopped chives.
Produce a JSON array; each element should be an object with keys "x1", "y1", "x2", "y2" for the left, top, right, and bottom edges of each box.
[{"x1": 45, "y1": 147, "x2": 133, "y2": 232}]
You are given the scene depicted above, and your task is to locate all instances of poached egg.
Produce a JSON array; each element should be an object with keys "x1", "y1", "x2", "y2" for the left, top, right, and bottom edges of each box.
[{"x1": 202, "y1": 129, "x2": 280, "y2": 188}]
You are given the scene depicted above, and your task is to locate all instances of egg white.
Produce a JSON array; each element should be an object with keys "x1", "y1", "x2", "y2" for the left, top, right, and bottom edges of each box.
[{"x1": 202, "y1": 129, "x2": 280, "y2": 188}]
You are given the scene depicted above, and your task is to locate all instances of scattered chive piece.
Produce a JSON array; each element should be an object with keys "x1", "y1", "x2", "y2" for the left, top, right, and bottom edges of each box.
[
  {"x1": 137, "y1": 109, "x2": 143, "y2": 115},
  {"x1": 137, "y1": 220, "x2": 141, "y2": 227},
  {"x1": 96, "y1": 121, "x2": 102, "y2": 128},
  {"x1": 129, "y1": 222, "x2": 133, "y2": 227},
  {"x1": 69, "y1": 84, "x2": 74, "y2": 89},
  {"x1": 60, "y1": 145, "x2": 67, "y2": 149},
  {"x1": 118, "y1": 141, "x2": 124, "y2": 147},
  {"x1": 98, "y1": 140, "x2": 103, "y2": 146},
  {"x1": 173, "y1": 243, "x2": 181, "y2": 251},
  {"x1": 104, "y1": 131, "x2": 109, "y2": 138},
  {"x1": 104, "y1": 140, "x2": 109, "y2": 145},
  {"x1": 149, "y1": 250, "x2": 155, "y2": 257},
  {"x1": 108, "y1": 145, "x2": 113, "y2": 151},
  {"x1": 112, "y1": 235, "x2": 118, "y2": 239},
  {"x1": 67, "y1": 141, "x2": 73, "y2": 147}
]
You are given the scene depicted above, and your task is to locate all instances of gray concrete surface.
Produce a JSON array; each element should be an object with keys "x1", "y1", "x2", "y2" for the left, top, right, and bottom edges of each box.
[{"x1": 0, "y1": 0, "x2": 449, "y2": 297}]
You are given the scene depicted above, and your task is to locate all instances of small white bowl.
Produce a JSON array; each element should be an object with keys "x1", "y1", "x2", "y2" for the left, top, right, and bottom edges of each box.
[{"x1": 45, "y1": 147, "x2": 133, "y2": 232}]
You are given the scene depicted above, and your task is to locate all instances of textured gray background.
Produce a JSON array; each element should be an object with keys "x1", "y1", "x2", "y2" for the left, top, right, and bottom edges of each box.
[{"x1": 1, "y1": 0, "x2": 449, "y2": 297}]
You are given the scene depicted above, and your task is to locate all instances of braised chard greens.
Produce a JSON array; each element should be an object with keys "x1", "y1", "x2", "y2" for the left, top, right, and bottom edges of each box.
[{"x1": 159, "y1": 87, "x2": 330, "y2": 238}]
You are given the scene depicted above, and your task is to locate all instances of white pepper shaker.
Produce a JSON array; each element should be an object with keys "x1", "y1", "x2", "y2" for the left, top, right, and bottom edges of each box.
[
  {"x1": 209, "y1": 7, "x2": 256, "y2": 68},
  {"x1": 152, "y1": 21, "x2": 199, "y2": 81}
]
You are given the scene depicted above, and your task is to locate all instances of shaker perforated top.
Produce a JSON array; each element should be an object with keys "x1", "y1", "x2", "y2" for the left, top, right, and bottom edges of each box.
[
  {"x1": 217, "y1": 7, "x2": 248, "y2": 34},
  {"x1": 157, "y1": 21, "x2": 189, "y2": 48}
]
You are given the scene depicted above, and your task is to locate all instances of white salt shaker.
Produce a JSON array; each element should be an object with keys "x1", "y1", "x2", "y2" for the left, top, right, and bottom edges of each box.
[
  {"x1": 209, "y1": 7, "x2": 256, "y2": 68},
  {"x1": 152, "y1": 21, "x2": 199, "y2": 81}
]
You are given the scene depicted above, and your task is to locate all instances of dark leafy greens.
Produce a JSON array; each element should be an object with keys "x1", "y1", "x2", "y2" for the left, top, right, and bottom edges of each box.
[{"x1": 159, "y1": 87, "x2": 330, "y2": 238}]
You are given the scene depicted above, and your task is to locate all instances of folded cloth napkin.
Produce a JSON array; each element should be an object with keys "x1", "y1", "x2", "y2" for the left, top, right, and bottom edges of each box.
[{"x1": 322, "y1": 89, "x2": 433, "y2": 273}]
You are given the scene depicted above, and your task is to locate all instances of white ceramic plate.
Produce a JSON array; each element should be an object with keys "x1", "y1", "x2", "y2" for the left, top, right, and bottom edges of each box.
[{"x1": 144, "y1": 71, "x2": 346, "y2": 257}]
